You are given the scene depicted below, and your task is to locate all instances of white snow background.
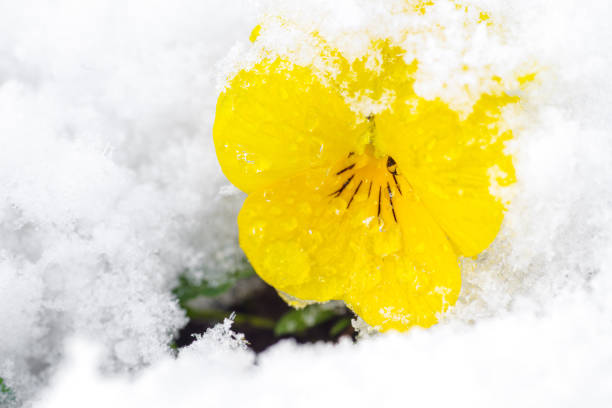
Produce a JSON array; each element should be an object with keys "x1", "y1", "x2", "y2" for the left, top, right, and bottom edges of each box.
[{"x1": 1, "y1": 0, "x2": 611, "y2": 406}]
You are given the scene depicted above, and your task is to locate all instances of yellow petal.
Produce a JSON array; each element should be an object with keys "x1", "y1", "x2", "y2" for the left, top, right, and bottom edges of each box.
[
  {"x1": 213, "y1": 58, "x2": 369, "y2": 194},
  {"x1": 238, "y1": 150, "x2": 460, "y2": 330},
  {"x1": 375, "y1": 93, "x2": 517, "y2": 257},
  {"x1": 346, "y1": 196, "x2": 461, "y2": 330}
]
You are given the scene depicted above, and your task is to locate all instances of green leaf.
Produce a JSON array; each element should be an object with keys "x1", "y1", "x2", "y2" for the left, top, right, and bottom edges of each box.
[
  {"x1": 173, "y1": 276, "x2": 232, "y2": 303},
  {"x1": 274, "y1": 304, "x2": 337, "y2": 337},
  {"x1": 329, "y1": 317, "x2": 352, "y2": 337},
  {"x1": 173, "y1": 260, "x2": 255, "y2": 305},
  {"x1": 0, "y1": 378, "x2": 11, "y2": 395},
  {"x1": 0, "y1": 377, "x2": 15, "y2": 405}
]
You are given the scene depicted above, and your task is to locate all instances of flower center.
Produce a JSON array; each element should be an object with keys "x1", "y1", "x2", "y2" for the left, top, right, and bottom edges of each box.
[{"x1": 329, "y1": 144, "x2": 406, "y2": 224}]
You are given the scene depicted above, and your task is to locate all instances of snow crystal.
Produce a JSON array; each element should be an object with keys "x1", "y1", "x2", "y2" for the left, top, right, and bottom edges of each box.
[
  {"x1": 33, "y1": 302, "x2": 612, "y2": 407},
  {"x1": 2, "y1": 0, "x2": 612, "y2": 406},
  {"x1": 0, "y1": 0, "x2": 255, "y2": 404}
]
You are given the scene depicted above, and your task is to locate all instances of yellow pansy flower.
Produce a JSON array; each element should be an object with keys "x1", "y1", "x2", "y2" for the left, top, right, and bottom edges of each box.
[{"x1": 213, "y1": 17, "x2": 519, "y2": 331}]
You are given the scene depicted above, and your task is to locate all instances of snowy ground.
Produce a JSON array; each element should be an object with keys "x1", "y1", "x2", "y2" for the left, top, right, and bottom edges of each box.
[{"x1": 1, "y1": 0, "x2": 612, "y2": 407}]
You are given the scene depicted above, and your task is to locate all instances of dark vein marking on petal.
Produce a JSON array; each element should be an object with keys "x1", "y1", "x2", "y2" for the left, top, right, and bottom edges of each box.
[
  {"x1": 330, "y1": 175, "x2": 354, "y2": 197},
  {"x1": 347, "y1": 180, "x2": 363, "y2": 209},
  {"x1": 377, "y1": 186, "x2": 382, "y2": 218},
  {"x1": 387, "y1": 182, "x2": 397, "y2": 223},
  {"x1": 336, "y1": 163, "x2": 355, "y2": 175},
  {"x1": 392, "y1": 173, "x2": 402, "y2": 195}
]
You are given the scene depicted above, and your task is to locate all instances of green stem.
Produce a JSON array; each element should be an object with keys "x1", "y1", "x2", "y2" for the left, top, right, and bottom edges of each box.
[{"x1": 184, "y1": 307, "x2": 276, "y2": 330}]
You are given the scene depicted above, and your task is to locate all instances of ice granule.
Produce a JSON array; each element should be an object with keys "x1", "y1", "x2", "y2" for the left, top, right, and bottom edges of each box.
[{"x1": 188, "y1": 315, "x2": 249, "y2": 353}]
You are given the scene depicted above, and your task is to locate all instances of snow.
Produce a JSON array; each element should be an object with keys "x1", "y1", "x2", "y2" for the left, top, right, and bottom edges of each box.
[
  {"x1": 0, "y1": 0, "x2": 254, "y2": 403},
  {"x1": 0, "y1": 0, "x2": 611, "y2": 407},
  {"x1": 34, "y1": 306, "x2": 612, "y2": 407}
]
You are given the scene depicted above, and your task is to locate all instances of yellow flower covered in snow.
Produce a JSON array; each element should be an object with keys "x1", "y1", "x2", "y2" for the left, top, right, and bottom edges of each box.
[{"x1": 213, "y1": 12, "x2": 520, "y2": 331}]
